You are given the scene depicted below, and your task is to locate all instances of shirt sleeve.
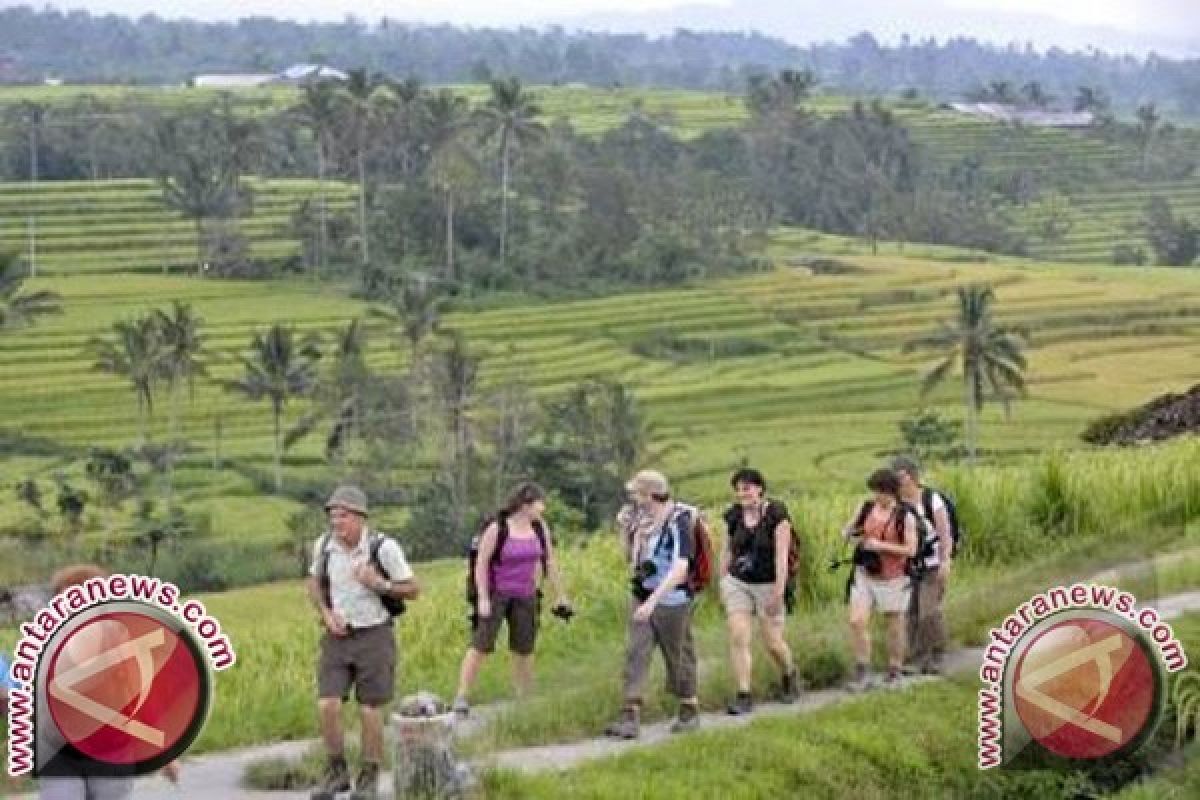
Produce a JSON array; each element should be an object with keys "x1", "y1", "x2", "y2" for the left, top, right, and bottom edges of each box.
[
  {"x1": 307, "y1": 535, "x2": 326, "y2": 578},
  {"x1": 379, "y1": 538, "x2": 414, "y2": 582}
]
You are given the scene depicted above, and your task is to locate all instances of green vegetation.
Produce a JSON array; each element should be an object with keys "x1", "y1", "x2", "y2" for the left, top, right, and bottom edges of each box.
[{"x1": 0, "y1": 178, "x2": 356, "y2": 275}]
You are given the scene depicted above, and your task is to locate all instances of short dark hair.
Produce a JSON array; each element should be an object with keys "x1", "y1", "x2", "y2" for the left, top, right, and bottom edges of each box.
[
  {"x1": 866, "y1": 468, "x2": 901, "y2": 496},
  {"x1": 890, "y1": 455, "x2": 920, "y2": 479},
  {"x1": 731, "y1": 467, "x2": 766, "y2": 490}
]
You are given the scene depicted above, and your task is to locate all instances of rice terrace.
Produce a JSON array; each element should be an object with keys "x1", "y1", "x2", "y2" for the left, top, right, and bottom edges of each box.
[{"x1": 2, "y1": 5, "x2": 1200, "y2": 800}]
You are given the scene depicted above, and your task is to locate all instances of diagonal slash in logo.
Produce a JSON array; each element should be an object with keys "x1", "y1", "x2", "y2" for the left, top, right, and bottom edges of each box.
[
  {"x1": 47, "y1": 629, "x2": 168, "y2": 748},
  {"x1": 1015, "y1": 633, "x2": 1124, "y2": 743}
]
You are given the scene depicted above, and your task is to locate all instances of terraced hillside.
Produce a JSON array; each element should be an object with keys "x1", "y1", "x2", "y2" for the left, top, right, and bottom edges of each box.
[
  {"x1": 0, "y1": 178, "x2": 356, "y2": 275},
  {"x1": 3, "y1": 249, "x2": 1199, "y2": 540}
]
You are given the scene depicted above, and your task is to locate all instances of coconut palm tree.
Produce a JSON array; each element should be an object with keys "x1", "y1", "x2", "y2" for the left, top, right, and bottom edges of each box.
[
  {"x1": 0, "y1": 251, "x2": 61, "y2": 330},
  {"x1": 225, "y1": 324, "x2": 322, "y2": 492},
  {"x1": 290, "y1": 79, "x2": 342, "y2": 278},
  {"x1": 473, "y1": 77, "x2": 546, "y2": 270},
  {"x1": 338, "y1": 69, "x2": 393, "y2": 268},
  {"x1": 425, "y1": 90, "x2": 478, "y2": 281},
  {"x1": 905, "y1": 285, "x2": 1029, "y2": 464},
  {"x1": 87, "y1": 315, "x2": 164, "y2": 448},
  {"x1": 154, "y1": 301, "x2": 207, "y2": 504}
]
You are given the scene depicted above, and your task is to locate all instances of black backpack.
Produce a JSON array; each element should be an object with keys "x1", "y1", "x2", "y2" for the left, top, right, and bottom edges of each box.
[
  {"x1": 316, "y1": 530, "x2": 407, "y2": 618},
  {"x1": 465, "y1": 513, "x2": 549, "y2": 611},
  {"x1": 921, "y1": 487, "x2": 964, "y2": 558}
]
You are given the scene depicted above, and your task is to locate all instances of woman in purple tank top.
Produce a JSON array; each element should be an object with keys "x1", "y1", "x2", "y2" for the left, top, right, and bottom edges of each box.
[{"x1": 453, "y1": 483, "x2": 571, "y2": 717}]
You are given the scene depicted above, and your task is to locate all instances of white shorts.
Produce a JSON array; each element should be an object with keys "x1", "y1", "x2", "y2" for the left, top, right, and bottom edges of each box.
[
  {"x1": 850, "y1": 569, "x2": 911, "y2": 614},
  {"x1": 720, "y1": 575, "x2": 785, "y2": 623}
]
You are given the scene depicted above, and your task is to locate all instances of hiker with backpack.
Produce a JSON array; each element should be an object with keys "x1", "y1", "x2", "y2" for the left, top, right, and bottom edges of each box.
[
  {"x1": 453, "y1": 482, "x2": 571, "y2": 717},
  {"x1": 719, "y1": 468, "x2": 800, "y2": 715},
  {"x1": 842, "y1": 469, "x2": 918, "y2": 690},
  {"x1": 307, "y1": 485, "x2": 420, "y2": 800},
  {"x1": 892, "y1": 456, "x2": 956, "y2": 675},
  {"x1": 605, "y1": 469, "x2": 711, "y2": 739}
]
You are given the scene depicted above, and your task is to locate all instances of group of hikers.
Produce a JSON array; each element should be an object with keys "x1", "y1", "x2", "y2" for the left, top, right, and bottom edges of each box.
[{"x1": 303, "y1": 455, "x2": 959, "y2": 800}]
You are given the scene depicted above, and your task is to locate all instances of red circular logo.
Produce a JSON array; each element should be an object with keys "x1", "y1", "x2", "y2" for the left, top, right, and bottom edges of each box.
[
  {"x1": 46, "y1": 608, "x2": 208, "y2": 769},
  {"x1": 1013, "y1": 617, "x2": 1157, "y2": 760}
]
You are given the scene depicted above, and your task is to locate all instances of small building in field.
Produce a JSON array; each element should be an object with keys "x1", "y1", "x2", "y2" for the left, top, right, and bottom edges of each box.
[
  {"x1": 193, "y1": 74, "x2": 276, "y2": 89},
  {"x1": 275, "y1": 64, "x2": 349, "y2": 84}
]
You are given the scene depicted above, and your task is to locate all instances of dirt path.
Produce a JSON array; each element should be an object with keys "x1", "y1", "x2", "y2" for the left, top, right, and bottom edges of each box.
[{"x1": 15, "y1": 591, "x2": 1200, "y2": 798}]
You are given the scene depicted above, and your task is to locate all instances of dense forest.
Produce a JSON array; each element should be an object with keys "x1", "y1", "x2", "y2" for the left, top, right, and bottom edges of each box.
[{"x1": 2, "y1": 7, "x2": 1199, "y2": 117}]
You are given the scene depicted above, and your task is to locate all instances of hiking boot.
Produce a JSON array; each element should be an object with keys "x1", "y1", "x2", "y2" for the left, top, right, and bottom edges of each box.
[
  {"x1": 776, "y1": 669, "x2": 799, "y2": 704},
  {"x1": 900, "y1": 663, "x2": 921, "y2": 677},
  {"x1": 452, "y1": 696, "x2": 470, "y2": 718},
  {"x1": 310, "y1": 755, "x2": 350, "y2": 800},
  {"x1": 921, "y1": 658, "x2": 945, "y2": 676},
  {"x1": 604, "y1": 707, "x2": 640, "y2": 739},
  {"x1": 670, "y1": 703, "x2": 700, "y2": 734},
  {"x1": 349, "y1": 761, "x2": 380, "y2": 800},
  {"x1": 726, "y1": 691, "x2": 753, "y2": 716},
  {"x1": 882, "y1": 668, "x2": 902, "y2": 688},
  {"x1": 845, "y1": 664, "x2": 873, "y2": 693}
]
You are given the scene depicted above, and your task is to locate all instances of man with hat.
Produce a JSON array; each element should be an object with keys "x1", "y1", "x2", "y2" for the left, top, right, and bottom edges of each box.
[
  {"x1": 604, "y1": 469, "x2": 701, "y2": 739},
  {"x1": 306, "y1": 485, "x2": 420, "y2": 800}
]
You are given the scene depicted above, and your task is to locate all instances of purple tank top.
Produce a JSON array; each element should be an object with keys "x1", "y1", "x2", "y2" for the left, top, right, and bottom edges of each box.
[{"x1": 490, "y1": 534, "x2": 543, "y2": 598}]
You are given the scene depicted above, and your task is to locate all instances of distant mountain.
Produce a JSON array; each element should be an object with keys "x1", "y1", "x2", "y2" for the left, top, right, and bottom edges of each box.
[{"x1": 557, "y1": 0, "x2": 1199, "y2": 58}]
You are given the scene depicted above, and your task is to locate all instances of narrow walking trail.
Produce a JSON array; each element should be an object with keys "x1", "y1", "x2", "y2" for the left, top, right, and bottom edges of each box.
[{"x1": 16, "y1": 590, "x2": 1200, "y2": 798}]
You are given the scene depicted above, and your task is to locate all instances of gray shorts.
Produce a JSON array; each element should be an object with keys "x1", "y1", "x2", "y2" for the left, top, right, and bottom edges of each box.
[
  {"x1": 317, "y1": 622, "x2": 396, "y2": 706},
  {"x1": 38, "y1": 776, "x2": 134, "y2": 800},
  {"x1": 850, "y1": 569, "x2": 912, "y2": 614}
]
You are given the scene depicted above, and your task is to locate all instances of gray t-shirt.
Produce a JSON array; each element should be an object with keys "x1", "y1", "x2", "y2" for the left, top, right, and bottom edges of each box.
[{"x1": 309, "y1": 529, "x2": 413, "y2": 628}]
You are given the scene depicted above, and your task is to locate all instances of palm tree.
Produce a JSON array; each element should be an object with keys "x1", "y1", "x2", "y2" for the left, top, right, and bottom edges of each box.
[
  {"x1": 905, "y1": 285, "x2": 1029, "y2": 464},
  {"x1": 434, "y1": 333, "x2": 479, "y2": 537},
  {"x1": 290, "y1": 79, "x2": 342, "y2": 278},
  {"x1": 88, "y1": 315, "x2": 164, "y2": 448},
  {"x1": 1135, "y1": 103, "x2": 1161, "y2": 176},
  {"x1": 374, "y1": 273, "x2": 445, "y2": 368},
  {"x1": 425, "y1": 90, "x2": 477, "y2": 281},
  {"x1": 474, "y1": 77, "x2": 546, "y2": 269},
  {"x1": 1021, "y1": 81, "x2": 1051, "y2": 109},
  {"x1": 225, "y1": 325, "x2": 322, "y2": 492},
  {"x1": 0, "y1": 251, "x2": 61, "y2": 330},
  {"x1": 154, "y1": 301, "x2": 207, "y2": 505},
  {"x1": 338, "y1": 69, "x2": 392, "y2": 268},
  {"x1": 1073, "y1": 86, "x2": 1109, "y2": 114}
]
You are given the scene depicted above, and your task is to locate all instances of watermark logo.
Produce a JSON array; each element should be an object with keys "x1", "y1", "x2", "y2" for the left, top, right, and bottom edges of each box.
[
  {"x1": 979, "y1": 584, "x2": 1186, "y2": 769},
  {"x1": 6, "y1": 574, "x2": 235, "y2": 778}
]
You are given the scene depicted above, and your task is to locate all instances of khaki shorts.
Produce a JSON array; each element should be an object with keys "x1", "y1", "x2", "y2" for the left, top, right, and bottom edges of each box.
[
  {"x1": 850, "y1": 570, "x2": 911, "y2": 614},
  {"x1": 472, "y1": 592, "x2": 539, "y2": 655},
  {"x1": 720, "y1": 575, "x2": 785, "y2": 623},
  {"x1": 318, "y1": 622, "x2": 396, "y2": 706}
]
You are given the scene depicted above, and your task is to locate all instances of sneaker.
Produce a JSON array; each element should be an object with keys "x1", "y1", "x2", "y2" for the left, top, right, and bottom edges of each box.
[
  {"x1": 920, "y1": 658, "x2": 944, "y2": 676},
  {"x1": 452, "y1": 696, "x2": 470, "y2": 718},
  {"x1": 882, "y1": 668, "x2": 902, "y2": 688},
  {"x1": 604, "y1": 707, "x2": 640, "y2": 739},
  {"x1": 900, "y1": 664, "x2": 921, "y2": 677},
  {"x1": 670, "y1": 703, "x2": 700, "y2": 734},
  {"x1": 349, "y1": 761, "x2": 380, "y2": 800},
  {"x1": 777, "y1": 669, "x2": 799, "y2": 704},
  {"x1": 310, "y1": 755, "x2": 350, "y2": 800},
  {"x1": 845, "y1": 664, "x2": 873, "y2": 693},
  {"x1": 726, "y1": 691, "x2": 753, "y2": 716}
]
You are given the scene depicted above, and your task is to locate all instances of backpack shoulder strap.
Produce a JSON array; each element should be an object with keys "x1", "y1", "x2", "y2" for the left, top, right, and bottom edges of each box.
[
  {"x1": 490, "y1": 513, "x2": 511, "y2": 565},
  {"x1": 532, "y1": 519, "x2": 549, "y2": 569},
  {"x1": 921, "y1": 487, "x2": 936, "y2": 523},
  {"x1": 316, "y1": 532, "x2": 332, "y2": 580},
  {"x1": 368, "y1": 531, "x2": 393, "y2": 579},
  {"x1": 853, "y1": 500, "x2": 873, "y2": 529}
]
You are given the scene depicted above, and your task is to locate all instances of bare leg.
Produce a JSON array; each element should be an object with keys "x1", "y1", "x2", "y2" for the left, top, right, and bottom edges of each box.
[
  {"x1": 849, "y1": 600, "x2": 871, "y2": 667},
  {"x1": 727, "y1": 611, "x2": 755, "y2": 693},
  {"x1": 512, "y1": 653, "x2": 535, "y2": 697},
  {"x1": 760, "y1": 615, "x2": 795, "y2": 674},
  {"x1": 317, "y1": 697, "x2": 344, "y2": 756},
  {"x1": 360, "y1": 705, "x2": 385, "y2": 764},
  {"x1": 885, "y1": 612, "x2": 907, "y2": 671},
  {"x1": 455, "y1": 647, "x2": 488, "y2": 701}
]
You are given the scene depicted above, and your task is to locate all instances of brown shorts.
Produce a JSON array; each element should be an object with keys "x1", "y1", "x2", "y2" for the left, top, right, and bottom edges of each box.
[
  {"x1": 471, "y1": 592, "x2": 539, "y2": 655},
  {"x1": 317, "y1": 622, "x2": 396, "y2": 706}
]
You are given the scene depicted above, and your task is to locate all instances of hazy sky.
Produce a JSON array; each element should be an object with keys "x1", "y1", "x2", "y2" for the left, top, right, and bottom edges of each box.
[{"x1": 9, "y1": 1, "x2": 1198, "y2": 54}]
